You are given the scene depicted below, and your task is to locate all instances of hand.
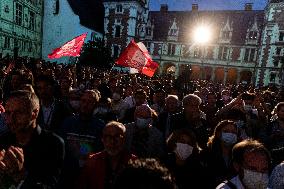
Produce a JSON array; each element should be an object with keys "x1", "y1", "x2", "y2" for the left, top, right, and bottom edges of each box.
[
  {"x1": 0, "y1": 149, "x2": 6, "y2": 173},
  {"x1": 2, "y1": 146, "x2": 24, "y2": 176}
]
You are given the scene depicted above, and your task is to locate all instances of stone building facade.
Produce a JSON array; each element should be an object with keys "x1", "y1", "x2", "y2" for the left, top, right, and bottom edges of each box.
[
  {"x1": 104, "y1": 0, "x2": 284, "y2": 86},
  {"x1": 42, "y1": 0, "x2": 104, "y2": 63},
  {"x1": 0, "y1": 0, "x2": 43, "y2": 58}
]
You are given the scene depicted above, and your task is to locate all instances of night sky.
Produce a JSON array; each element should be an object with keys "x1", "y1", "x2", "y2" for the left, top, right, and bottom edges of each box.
[{"x1": 150, "y1": 0, "x2": 268, "y2": 11}]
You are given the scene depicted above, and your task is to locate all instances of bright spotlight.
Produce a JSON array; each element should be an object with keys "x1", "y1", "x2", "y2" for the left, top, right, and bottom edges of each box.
[{"x1": 193, "y1": 26, "x2": 211, "y2": 44}]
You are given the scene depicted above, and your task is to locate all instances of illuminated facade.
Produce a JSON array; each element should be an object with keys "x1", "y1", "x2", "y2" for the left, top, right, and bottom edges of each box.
[
  {"x1": 104, "y1": 1, "x2": 284, "y2": 86},
  {"x1": 0, "y1": 0, "x2": 43, "y2": 58}
]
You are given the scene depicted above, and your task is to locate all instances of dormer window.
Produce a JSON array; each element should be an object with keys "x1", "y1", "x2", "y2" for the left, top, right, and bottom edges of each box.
[
  {"x1": 116, "y1": 5, "x2": 123, "y2": 13},
  {"x1": 249, "y1": 31, "x2": 258, "y2": 39},
  {"x1": 170, "y1": 29, "x2": 177, "y2": 36},
  {"x1": 222, "y1": 31, "x2": 230, "y2": 39}
]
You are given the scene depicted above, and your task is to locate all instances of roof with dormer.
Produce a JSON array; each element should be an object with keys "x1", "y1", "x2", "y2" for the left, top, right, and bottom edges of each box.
[
  {"x1": 148, "y1": 10, "x2": 265, "y2": 45},
  {"x1": 103, "y1": 0, "x2": 147, "y2": 6}
]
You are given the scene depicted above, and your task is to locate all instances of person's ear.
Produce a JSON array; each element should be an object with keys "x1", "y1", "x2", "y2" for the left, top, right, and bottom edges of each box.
[{"x1": 31, "y1": 108, "x2": 39, "y2": 120}]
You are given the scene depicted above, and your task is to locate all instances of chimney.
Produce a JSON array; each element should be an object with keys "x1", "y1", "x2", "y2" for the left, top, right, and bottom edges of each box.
[
  {"x1": 192, "y1": 4, "x2": 198, "y2": 11},
  {"x1": 245, "y1": 3, "x2": 253, "y2": 11},
  {"x1": 160, "y1": 4, "x2": 168, "y2": 12}
]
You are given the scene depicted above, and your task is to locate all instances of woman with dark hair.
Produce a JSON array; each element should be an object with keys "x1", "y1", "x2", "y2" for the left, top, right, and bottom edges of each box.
[
  {"x1": 165, "y1": 128, "x2": 209, "y2": 189},
  {"x1": 202, "y1": 120, "x2": 240, "y2": 188}
]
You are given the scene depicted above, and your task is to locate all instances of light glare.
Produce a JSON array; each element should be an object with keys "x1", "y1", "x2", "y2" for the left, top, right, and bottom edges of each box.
[{"x1": 193, "y1": 26, "x2": 211, "y2": 44}]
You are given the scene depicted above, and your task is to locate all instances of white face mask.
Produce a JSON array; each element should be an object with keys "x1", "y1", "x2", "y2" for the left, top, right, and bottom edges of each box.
[
  {"x1": 112, "y1": 93, "x2": 121, "y2": 101},
  {"x1": 70, "y1": 100, "x2": 80, "y2": 110},
  {"x1": 136, "y1": 118, "x2": 152, "y2": 128},
  {"x1": 221, "y1": 132, "x2": 237, "y2": 145},
  {"x1": 242, "y1": 169, "x2": 269, "y2": 189},
  {"x1": 175, "y1": 143, "x2": 194, "y2": 160}
]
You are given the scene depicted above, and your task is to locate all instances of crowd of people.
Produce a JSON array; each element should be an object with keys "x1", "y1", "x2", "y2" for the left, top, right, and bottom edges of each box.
[{"x1": 0, "y1": 56, "x2": 283, "y2": 189}]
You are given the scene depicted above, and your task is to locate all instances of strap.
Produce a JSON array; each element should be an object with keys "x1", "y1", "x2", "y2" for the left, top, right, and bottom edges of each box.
[{"x1": 223, "y1": 180, "x2": 237, "y2": 189}]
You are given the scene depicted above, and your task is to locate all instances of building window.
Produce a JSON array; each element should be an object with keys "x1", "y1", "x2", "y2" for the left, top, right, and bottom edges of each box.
[
  {"x1": 15, "y1": 3, "x2": 23, "y2": 25},
  {"x1": 168, "y1": 43, "x2": 176, "y2": 56},
  {"x1": 4, "y1": 37, "x2": 10, "y2": 49},
  {"x1": 244, "y1": 48, "x2": 256, "y2": 62},
  {"x1": 116, "y1": 5, "x2": 123, "y2": 13},
  {"x1": 113, "y1": 45, "x2": 119, "y2": 58},
  {"x1": 244, "y1": 49, "x2": 250, "y2": 62},
  {"x1": 28, "y1": 42, "x2": 32, "y2": 52},
  {"x1": 115, "y1": 26, "x2": 121, "y2": 37},
  {"x1": 170, "y1": 29, "x2": 177, "y2": 36},
  {"x1": 145, "y1": 42, "x2": 151, "y2": 52},
  {"x1": 53, "y1": 0, "x2": 59, "y2": 15},
  {"x1": 270, "y1": 73, "x2": 276, "y2": 83},
  {"x1": 146, "y1": 27, "x2": 151, "y2": 36},
  {"x1": 194, "y1": 47, "x2": 199, "y2": 58},
  {"x1": 249, "y1": 48, "x2": 255, "y2": 62},
  {"x1": 276, "y1": 47, "x2": 282, "y2": 55},
  {"x1": 222, "y1": 31, "x2": 230, "y2": 39},
  {"x1": 29, "y1": 11, "x2": 35, "y2": 30},
  {"x1": 4, "y1": 5, "x2": 9, "y2": 13},
  {"x1": 219, "y1": 46, "x2": 228, "y2": 60},
  {"x1": 249, "y1": 31, "x2": 258, "y2": 39},
  {"x1": 279, "y1": 32, "x2": 284, "y2": 41},
  {"x1": 273, "y1": 59, "x2": 279, "y2": 67}
]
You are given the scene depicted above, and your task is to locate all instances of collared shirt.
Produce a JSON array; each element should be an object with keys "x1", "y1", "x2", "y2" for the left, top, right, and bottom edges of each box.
[{"x1": 216, "y1": 176, "x2": 245, "y2": 189}]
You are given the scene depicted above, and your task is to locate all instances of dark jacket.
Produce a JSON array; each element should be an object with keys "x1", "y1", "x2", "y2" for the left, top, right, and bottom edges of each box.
[{"x1": 0, "y1": 126, "x2": 65, "y2": 189}]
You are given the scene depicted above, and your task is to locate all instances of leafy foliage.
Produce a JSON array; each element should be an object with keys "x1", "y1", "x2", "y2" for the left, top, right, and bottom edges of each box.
[{"x1": 79, "y1": 38, "x2": 114, "y2": 69}]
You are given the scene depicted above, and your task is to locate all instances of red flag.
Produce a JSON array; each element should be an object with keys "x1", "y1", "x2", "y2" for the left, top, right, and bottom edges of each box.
[
  {"x1": 116, "y1": 40, "x2": 159, "y2": 77},
  {"x1": 48, "y1": 33, "x2": 87, "y2": 59}
]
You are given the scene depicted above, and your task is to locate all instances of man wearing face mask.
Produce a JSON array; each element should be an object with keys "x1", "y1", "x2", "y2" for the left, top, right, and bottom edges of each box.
[
  {"x1": 125, "y1": 104, "x2": 166, "y2": 159},
  {"x1": 216, "y1": 139, "x2": 270, "y2": 189}
]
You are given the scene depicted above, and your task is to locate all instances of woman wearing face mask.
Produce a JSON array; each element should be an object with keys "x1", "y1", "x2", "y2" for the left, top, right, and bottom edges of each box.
[
  {"x1": 165, "y1": 128, "x2": 210, "y2": 189},
  {"x1": 124, "y1": 104, "x2": 165, "y2": 159},
  {"x1": 202, "y1": 120, "x2": 239, "y2": 188}
]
